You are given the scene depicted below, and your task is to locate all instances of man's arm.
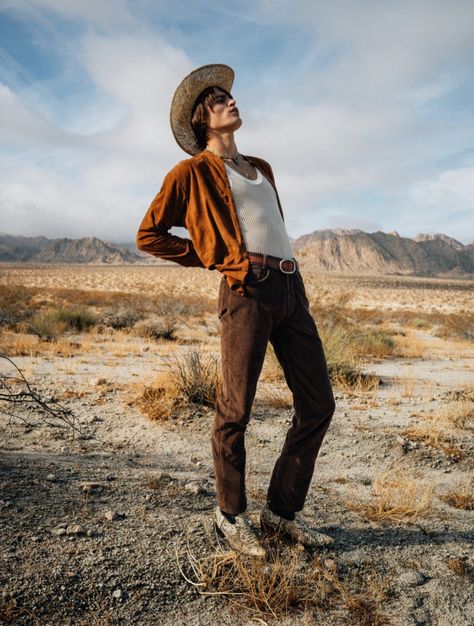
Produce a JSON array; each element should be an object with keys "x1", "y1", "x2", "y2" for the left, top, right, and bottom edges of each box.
[{"x1": 136, "y1": 164, "x2": 205, "y2": 268}]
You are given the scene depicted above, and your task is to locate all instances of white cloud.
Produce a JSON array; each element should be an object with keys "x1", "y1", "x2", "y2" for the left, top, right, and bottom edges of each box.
[
  {"x1": 1, "y1": 0, "x2": 473, "y2": 243},
  {"x1": 410, "y1": 166, "x2": 474, "y2": 207}
]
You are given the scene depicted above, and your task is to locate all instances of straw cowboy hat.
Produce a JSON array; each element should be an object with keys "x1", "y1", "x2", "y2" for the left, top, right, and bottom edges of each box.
[{"x1": 170, "y1": 63, "x2": 234, "y2": 155}]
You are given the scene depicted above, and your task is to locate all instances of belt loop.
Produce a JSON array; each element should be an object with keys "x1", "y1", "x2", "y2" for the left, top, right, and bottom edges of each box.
[{"x1": 262, "y1": 254, "x2": 267, "y2": 268}]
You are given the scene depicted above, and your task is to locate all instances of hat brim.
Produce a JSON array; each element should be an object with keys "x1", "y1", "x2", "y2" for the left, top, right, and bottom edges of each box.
[{"x1": 170, "y1": 64, "x2": 234, "y2": 156}]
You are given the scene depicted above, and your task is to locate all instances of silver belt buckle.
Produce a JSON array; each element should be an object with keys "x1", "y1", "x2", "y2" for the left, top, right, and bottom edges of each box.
[{"x1": 279, "y1": 258, "x2": 297, "y2": 274}]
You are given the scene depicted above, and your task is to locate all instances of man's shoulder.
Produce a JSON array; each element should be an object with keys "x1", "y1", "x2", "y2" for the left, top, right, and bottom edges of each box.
[{"x1": 167, "y1": 152, "x2": 211, "y2": 177}]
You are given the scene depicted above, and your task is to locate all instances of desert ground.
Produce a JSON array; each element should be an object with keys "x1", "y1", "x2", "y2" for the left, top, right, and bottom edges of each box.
[{"x1": 0, "y1": 263, "x2": 473, "y2": 626}]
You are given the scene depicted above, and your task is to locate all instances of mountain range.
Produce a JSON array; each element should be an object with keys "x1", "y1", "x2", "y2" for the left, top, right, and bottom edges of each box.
[{"x1": 1, "y1": 231, "x2": 473, "y2": 276}]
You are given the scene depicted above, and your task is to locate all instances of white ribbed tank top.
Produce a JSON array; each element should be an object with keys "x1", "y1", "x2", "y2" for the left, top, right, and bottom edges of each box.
[{"x1": 225, "y1": 164, "x2": 293, "y2": 259}]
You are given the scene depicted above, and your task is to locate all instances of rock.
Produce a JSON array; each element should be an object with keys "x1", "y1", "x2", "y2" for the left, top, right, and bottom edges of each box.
[
  {"x1": 51, "y1": 527, "x2": 67, "y2": 536},
  {"x1": 46, "y1": 474, "x2": 56, "y2": 482},
  {"x1": 95, "y1": 378, "x2": 108, "y2": 386},
  {"x1": 112, "y1": 589, "x2": 123, "y2": 599},
  {"x1": 79, "y1": 482, "x2": 103, "y2": 493},
  {"x1": 398, "y1": 571, "x2": 425, "y2": 586},
  {"x1": 104, "y1": 510, "x2": 124, "y2": 521},
  {"x1": 184, "y1": 482, "x2": 206, "y2": 495},
  {"x1": 66, "y1": 524, "x2": 85, "y2": 536}
]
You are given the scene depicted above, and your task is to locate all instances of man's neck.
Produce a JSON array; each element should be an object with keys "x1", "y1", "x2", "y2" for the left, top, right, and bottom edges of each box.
[{"x1": 206, "y1": 132, "x2": 238, "y2": 158}]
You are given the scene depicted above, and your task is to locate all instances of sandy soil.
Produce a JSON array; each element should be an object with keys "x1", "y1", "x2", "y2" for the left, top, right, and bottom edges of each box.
[
  {"x1": 0, "y1": 263, "x2": 472, "y2": 312},
  {"x1": 0, "y1": 265, "x2": 473, "y2": 626}
]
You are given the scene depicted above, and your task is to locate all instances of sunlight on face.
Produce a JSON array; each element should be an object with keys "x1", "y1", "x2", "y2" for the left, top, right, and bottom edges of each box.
[{"x1": 206, "y1": 87, "x2": 242, "y2": 133}]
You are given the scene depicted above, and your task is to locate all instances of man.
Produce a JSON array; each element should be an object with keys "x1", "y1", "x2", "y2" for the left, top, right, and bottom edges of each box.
[{"x1": 136, "y1": 64, "x2": 335, "y2": 558}]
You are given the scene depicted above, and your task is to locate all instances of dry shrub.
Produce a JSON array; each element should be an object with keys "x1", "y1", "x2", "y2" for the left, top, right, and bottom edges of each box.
[
  {"x1": 401, "y1": 427, "x2": 464, "y2": 461},
  {"x1": 27, "y1": 311, "x2": 64, "y2": 341},
  {"x1": 401, "y1": 399, "x2": 473, "y2": 462},
  {"x1": 351, "y1": 331, "x2": 395, "y2": 359},
  {"x1": 136, "y1": 373, "x2": 180, "y2": 421},
  {"x1": 439, "y1": 478, "x2": 474, "y2": 510},
  {"x1": 51, "y1": 307, "x2": 96, "y2": 332},
  {"x1": 434, "y1": 400, "x2": 474, "y2": 430},
  {"x1": 25, "y1": 306, "x2": 95, "y2": 341},
  {"x1": 346, "y1": 466, "x2": 433, "y2": 522},
  {"x1": 101, "y1": 306, "x2": 143, "y2": 330},
  {"x1": 0, "y1": 330, "x2": 40, "y2": 356},
  {"x1": 136, "y1": 349, "x2": 221, "y2": 420},
  {"x1": 0, "y1": 330, "x2": 80, "y2": 358},
  {"x1": 410, "y1": 318, "x2": 431, "y2": 329},
  {"x1": 393, "y1": 334, "x2": 426, "y2": 358},
  {"x1": 434, "y1": 310, "x2": 474, "y2": 342},
  {"x1": 168, "y1": 349, "x2": 221, "y2": 405},
  {"x1": 446, "y1": 558, "x2": 470, "y2": 577},
  {"x1": 179, "y1": 541, "x2": 389, "y2": 624},
  {"x1": 134, "y1": 316, "x2": 178, "y2": 341}
]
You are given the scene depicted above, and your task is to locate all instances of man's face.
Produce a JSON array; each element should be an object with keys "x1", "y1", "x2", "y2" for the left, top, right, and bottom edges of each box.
[{"x1": 206, "y1": 87, "x2": 242, "y2": 133}]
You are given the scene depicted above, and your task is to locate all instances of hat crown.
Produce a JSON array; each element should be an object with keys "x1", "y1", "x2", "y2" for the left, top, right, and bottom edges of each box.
[{"x1": 170, "y1": 64, "x2": 235, "y2": 155}]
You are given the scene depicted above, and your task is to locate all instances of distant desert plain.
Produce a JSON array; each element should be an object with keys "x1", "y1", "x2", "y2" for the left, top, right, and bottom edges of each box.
[{"x1": 0, "y1": 259, "x2": 473, "y2": 626}]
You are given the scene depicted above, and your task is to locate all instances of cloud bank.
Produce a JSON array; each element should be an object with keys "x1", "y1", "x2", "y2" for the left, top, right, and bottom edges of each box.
[{"x1": 0, "y1": 0, "x2": 473, "y2": 243}]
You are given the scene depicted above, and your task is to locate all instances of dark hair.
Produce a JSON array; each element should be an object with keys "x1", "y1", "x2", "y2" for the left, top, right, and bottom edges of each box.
[{"x1": 191, "y1": 86, "x2": 232, "y2": 152}]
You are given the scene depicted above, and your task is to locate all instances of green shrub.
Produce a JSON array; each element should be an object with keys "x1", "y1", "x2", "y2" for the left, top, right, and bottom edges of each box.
[
  {"x1": 50, "y1": 307, "x2": 96, "y2": 332},
  {"x1": 28, "y1": 313, "x2": 63, "y2": 341}
]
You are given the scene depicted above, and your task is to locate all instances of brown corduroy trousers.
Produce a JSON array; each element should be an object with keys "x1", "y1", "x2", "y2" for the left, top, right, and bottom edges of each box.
[{"x1": 212, "y1": 263, "x2": 335, "y2": 516}]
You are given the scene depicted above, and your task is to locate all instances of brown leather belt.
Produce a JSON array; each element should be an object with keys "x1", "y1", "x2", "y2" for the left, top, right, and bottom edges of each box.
[{"x1": 248, "y1": 252, "x2": 298, "y2": 274}]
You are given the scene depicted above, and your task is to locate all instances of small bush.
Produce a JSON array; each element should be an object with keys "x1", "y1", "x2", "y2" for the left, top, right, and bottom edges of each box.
[
  {"x1": 411, "y1": 318, "x2": 431, "y2": 329},
  {"x1": 135, "y1": 317, "x2": 178, "y2": 341},
  {"x1": 28, "y1": 312, "x2": 64, "y2": 341},
  {"x1": 102, "y1": 307, "x2": 143, "y2": 330},
  {"x1": 180, "y1": 541, "x2": 390, "y2": 624},
  {"x1": 136, "y1": 350, "x2": 221, "y2": 420},
  {"x1": 435, "y1": 310, "x2": 474, "y2": 342},
  {"x1": 346, "y1": 466, "x2": 433, "y2": 522},
  {"x1": 352, "y1": 331, "x2": 395, "y2": 359},
  {"x1": 168, "y1": 349, "x2": 221, "y2": 406},
  {"x1": 439, "y1": 478, "x2": 474, "y2": 510},
  {"x1": 50, "y1": 307, "x2": 96, "y2": 332}
]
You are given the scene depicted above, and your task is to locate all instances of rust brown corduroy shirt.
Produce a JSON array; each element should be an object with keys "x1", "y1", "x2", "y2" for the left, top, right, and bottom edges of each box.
[{"x1": 136, "y1": 150, "x2": 286, "y2": 295}]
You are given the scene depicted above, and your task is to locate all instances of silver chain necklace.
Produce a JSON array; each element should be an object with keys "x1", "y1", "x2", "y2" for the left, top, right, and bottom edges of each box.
[
  {"x1": 206, "y1": 147, "x2": 255, "y2": 178},
  {"x1": 206, "y1": 146, "x2": 241, "y2": 164}
]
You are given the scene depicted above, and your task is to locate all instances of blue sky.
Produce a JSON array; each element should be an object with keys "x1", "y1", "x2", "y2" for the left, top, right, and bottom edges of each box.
[{"x1": 1, "y1": 0, "x2": 473, "y2": 244}]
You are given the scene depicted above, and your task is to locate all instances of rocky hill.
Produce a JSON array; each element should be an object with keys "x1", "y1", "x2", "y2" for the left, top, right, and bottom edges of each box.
[
  {"x1": 292, "y1": 230, "x2": 474, "y2": 276},
  {"x1": 0, "y1": 235, "x2": 147, "y2": 264},
  {"x1": 1, "y1": 231, "x2": 473, "y2": 275}
]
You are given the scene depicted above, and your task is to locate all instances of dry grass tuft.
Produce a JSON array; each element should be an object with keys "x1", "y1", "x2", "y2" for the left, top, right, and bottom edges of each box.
[
  {"x1": 167, "y1": 349, "x2": 221, "y2": 406},
  {"x1": 134, "y1": 316, "x2": 178, "y2": 341},
  {"x1": 434, "y1": 310, "x2": 474, "y2": 342},
  {"x1": 401, "y1": 399, "x2": 473, "y2": 462},
  {"x1": 135, "y1": 373, "x2": 181, "y2": 421},
  {"x1": 135, "y1": 349, "x2": 221, "y2": 420},
  {"x1": 439, "y1": 478, "x2": 474, "y2": 510},
  {"x1": 346, "y1": 466, "x2": 434, "y2": 522},
  {"x1": 434, "y1": 400, "x2": 474, "y2": 430},
  {"x1": 401, "y1": 427, "x2": 465, "y2": 461},
  {"x1": 446, "y1": 557, "x2": 471, "y2": 577},
  {"x1": 179, "y1": 539, "x2": 389, "y2": 624}
]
